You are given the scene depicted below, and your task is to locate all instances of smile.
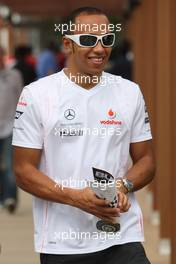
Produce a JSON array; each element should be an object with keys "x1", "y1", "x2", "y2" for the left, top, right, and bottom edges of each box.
[{"x1": 88, "y1": 57, "x2": 105, "y2": 64}]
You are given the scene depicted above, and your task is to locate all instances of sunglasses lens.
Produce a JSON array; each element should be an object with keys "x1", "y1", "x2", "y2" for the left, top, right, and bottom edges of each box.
[
  {"x1": 79, "y1": 35, "x2": 97, "y2": 47},
  {"x1": 102, "y1": 34, "x2": 115, "y2": 46}
]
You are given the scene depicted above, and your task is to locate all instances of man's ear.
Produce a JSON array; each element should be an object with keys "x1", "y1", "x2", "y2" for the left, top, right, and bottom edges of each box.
[{"x1": 62, "y1": 37, "x2": 74, "y2": 55}]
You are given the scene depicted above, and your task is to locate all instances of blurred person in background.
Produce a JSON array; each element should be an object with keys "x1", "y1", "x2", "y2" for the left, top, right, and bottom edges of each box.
[
  {"x1": 14, "y1": 45, "x2": 37, "y2": 86},
  {"x1": 36, "y1": 41, "x2": 60, "y2": 78},
  {"x1": 110, "y1": 38, "x2": 133, "y2": 81},
  {"x1": 57, "y1": 45, "x2": 66, "y2": 70},
  {"x1": 25, "y1": 45, "x2": 37, "y2": 71},
  {"x1": 0, "y1": 46, "x2": 23, "y2": 213}
]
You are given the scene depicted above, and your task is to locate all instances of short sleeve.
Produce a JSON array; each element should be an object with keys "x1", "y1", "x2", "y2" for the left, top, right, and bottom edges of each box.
[
  {"x1": 12, "y1": 87, "x2": 43, "y2": 149},
  {"x1": 130, "y1": 87, "x2": 152, "y2": 143}
]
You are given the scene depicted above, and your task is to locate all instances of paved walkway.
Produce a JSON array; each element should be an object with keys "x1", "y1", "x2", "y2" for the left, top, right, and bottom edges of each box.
[{"x1": 0, "y1": 189, "x2": 170, "y2": 264}]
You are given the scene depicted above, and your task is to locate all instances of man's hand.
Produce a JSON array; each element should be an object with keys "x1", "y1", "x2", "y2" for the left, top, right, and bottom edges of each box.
[
  {"x1": 73, "y1": 187, "x2": 121, "y2": 223},
  {"x1": 72, "y1": 187, "x2": 131, "y2": 223},
  {"x1": 117, "y1": 191, "x2": 131, "y2": 213},
  {"x1": 116, "y1": 179, "x2": 131, "y2": 212}
]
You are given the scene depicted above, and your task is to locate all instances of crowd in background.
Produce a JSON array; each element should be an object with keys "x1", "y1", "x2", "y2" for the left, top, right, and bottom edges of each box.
[{"x1": 0, "y1": 42, "x2": 65, "y2": 213}]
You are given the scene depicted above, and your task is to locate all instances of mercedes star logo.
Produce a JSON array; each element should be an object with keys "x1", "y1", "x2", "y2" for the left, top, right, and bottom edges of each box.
[{"x1": 64, "y1": 109, "x2": 75, "y2": 120}]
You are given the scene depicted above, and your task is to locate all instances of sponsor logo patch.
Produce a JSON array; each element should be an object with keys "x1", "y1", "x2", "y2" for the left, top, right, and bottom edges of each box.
[
  {"x1": 64, "y1": 109, "x2": 75, "y2": 120},
  {"x1": 100, "y1": 108, "x2": 122, "y2": 125},
  {"x1": 18, "y1": 96, "x2": 27, "y2": 107},
  {"x1": 15, "y1": 111, "x2": 24, "y2": 119}
]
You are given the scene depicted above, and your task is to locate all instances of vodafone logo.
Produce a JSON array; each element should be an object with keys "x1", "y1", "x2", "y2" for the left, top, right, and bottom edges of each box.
[
  {"x1": 108, "y1": 109, "x2": 116, "y2": 119},
  {"x1": 18, "y1": 101, "x2": 27, "y2": 106},
  {"x1": 100, "y1": 120, "x2": 122, "y2": 125},
  {"x1": 18, "y1": 96, "x2": 27, "y2": 107},
  {"x1": 100, "y1": 108, "x2": 122, "y2": 125}
]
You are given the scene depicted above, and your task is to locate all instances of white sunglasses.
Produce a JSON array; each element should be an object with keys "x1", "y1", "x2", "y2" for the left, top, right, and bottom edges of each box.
[{"x1": 65, "y1": 33, "x2": 115, "y2": 47}]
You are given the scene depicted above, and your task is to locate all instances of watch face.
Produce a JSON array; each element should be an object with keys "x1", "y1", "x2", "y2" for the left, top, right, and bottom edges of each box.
[
  {"x1": 123, "y1": 179, "x2": 133, "y2": 192},
  {"x1": 128, "y1": 181, "x2": 134, "y2": 190}
]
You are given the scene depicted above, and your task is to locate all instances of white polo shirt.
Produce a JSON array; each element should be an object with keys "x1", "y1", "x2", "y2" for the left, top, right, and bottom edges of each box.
[{"x1": 12, "y1": 70, "x2": 152, "y2": 254}]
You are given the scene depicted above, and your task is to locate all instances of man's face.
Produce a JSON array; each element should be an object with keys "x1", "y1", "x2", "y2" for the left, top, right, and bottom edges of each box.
[{"x1": 64, "y1": 14, "x2": 113, "y2": 76}]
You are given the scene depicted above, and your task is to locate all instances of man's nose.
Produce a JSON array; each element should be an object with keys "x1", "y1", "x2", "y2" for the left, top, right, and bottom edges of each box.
[{"x1": 93, "y1": 40, "x2": 105, "y2": 53}]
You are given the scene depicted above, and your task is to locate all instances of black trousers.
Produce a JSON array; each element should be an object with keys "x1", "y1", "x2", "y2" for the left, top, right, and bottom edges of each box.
[{"x1": 40, "y1": 242, "x2": 151, "y2": 264}]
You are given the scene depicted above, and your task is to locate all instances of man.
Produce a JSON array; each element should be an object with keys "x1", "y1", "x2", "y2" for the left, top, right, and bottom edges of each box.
[
  {"x1": 13, "y1": 7, "x2": 155, "y2": 264},
  {"x1": 0, "y1": 46, "x2": 22, "y2": 212},
  {"x1": 36, "y1": 41, "x2": 59, "y2": 79},
  {"x1": 14, "y1": 45, "x2": 37, "y2": 86}
]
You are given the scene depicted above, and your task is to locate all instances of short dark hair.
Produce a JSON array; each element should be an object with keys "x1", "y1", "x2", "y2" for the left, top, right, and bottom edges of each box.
[{"x1": 64, "y1": 6, "x2": 108, "y2": 35}]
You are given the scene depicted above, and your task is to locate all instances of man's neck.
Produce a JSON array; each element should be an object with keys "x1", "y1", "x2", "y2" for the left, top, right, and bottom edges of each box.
[{"x1": 64, "y1": 68, "x2": 102, "y2": 90}]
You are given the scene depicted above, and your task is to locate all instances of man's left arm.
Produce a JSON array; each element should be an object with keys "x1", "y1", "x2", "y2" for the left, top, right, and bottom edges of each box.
[{"x1": 118, "y1": 140, "x2": 156, "y2": 194}]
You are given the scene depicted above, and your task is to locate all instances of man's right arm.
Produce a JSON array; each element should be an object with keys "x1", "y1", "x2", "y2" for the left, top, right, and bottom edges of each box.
[{"x1": 13, "y1": 146, "x2": 122, "y2": 223}]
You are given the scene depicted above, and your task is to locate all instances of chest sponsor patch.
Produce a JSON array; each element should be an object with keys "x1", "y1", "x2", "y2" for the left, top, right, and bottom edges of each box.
[
  {"x1": 15, "y1": 111, "x2": 24, "y2": 119},
  {"x1": 100, "y1": 109, "x2": 122, "y2": 125}
]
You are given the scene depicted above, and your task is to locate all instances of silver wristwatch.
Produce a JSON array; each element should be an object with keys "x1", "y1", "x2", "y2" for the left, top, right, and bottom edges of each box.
[{"x1": 122, "y1": 178, "x2": 134, "y2": 193}]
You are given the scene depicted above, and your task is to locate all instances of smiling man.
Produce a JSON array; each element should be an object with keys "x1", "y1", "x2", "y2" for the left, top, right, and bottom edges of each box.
[
  {"x1": 13, "y1": 7, "x2": 155, "y2": 264},
  {"x1": 63, "y1": 12, "x2": 116, "y2": 90}
]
